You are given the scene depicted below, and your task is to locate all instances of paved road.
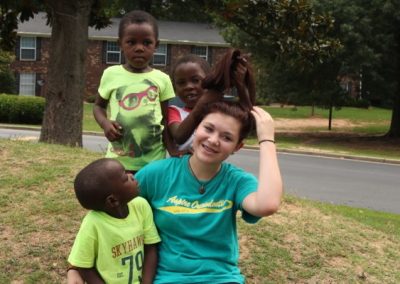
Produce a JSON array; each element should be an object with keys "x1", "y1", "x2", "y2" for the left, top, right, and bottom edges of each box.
[
  {"x1": 1, "y1": 128, "x2": 399, "y2": 214},
  {"x1": 228, "y1": 150, "x2": 400, "y2": 214}
]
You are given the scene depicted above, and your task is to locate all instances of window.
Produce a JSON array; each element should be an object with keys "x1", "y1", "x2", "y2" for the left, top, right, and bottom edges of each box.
[
  {"x1": 153, "y1": 44, "x2": 167, "y2": 65},
  {"x1": 19, "y1": 73, "x2": 36, "y2": 96},
  {"x1": 20, "y1": 37, "x2": 36, "y2": 60},
  {"x1": 106, "y1": 41, "x2": 121, "y2": 64},
  {"x1": 191, "y1": 46, "x2": 208, "y2": 60}
]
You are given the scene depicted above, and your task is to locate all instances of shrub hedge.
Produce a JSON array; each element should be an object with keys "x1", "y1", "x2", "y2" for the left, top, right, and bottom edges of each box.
[{"x1": 0, "y1": 94, "x2": 45, "y2": 124}]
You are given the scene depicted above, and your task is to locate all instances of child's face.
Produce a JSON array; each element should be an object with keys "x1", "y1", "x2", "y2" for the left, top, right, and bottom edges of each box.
[
  {"x1": 173, "y1": 62, "x2": 206, "y2": 108},
  {"x1": 113, "y1": 168, "x2": 140, "y2": 204},
  {"x1": 192, "y1": 112, "x2": 243, "y2": 165},
  {"x1": 119, "y1": 23, "x2": 158, "y2": 73}
]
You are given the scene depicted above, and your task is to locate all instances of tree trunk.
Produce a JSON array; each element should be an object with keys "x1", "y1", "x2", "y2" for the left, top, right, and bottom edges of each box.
[
  {"x1": 39, "y1": 0, "x2": 93, "y2": 146},
  {"x1": 386, "y1": 88, "x2": 400, "y2": 138}
]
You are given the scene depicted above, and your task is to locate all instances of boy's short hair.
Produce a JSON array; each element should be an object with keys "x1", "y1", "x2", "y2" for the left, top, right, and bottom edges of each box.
[
  {"x1": 119, "y1": 10, "x2": 159, "y2": 40},
  {"x1": 74, "y1": 158, "x2": 122, "y2": 211}
]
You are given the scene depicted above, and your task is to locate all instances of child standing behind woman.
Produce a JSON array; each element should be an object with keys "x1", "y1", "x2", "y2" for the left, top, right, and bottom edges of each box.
[
  {"x1": 93, "y1": 10, "x2": 175, "y2": 173},
  {"x1": 168, "y1": 49, "x2": 253, "y2": 153},
  {"x1": 168, "y1": 54, "x2": 211, "y2": 152}
]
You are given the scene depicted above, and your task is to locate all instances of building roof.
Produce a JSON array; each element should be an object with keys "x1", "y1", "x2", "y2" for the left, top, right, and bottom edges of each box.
[{"x1": 17, "y1": 12, "x2": 229, "y2": 47}]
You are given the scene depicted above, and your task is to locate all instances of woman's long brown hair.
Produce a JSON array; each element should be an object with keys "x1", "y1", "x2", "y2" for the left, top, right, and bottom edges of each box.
[{"x1": 202, "y1": 48, "x2": 256, "y2": 110}]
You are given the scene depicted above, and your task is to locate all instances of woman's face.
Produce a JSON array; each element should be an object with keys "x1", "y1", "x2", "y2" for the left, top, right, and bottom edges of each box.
[
  {"x1": 192, "y1": 112, "x2": 243, "y2": 164},
  {"x1": 173, "y1": 62, "x2": 206, "y2": 109}
]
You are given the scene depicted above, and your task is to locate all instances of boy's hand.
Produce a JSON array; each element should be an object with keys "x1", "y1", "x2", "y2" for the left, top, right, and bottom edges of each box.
[
  {"x1": 67, "y1": 269, "x2": 84, "y2": 284},
  {"x1": 102, "y1": 120, "x2": 123, "y2": 142}
]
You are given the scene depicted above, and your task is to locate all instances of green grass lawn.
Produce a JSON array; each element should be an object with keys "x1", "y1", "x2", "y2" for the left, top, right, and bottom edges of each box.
[
  {"x1": 83, "y1": 103, "x2": 392, "y2": 131},
  {"x1": 0, "y1": 139, "x2": 399, "y2": 283},
  {"x1": 83, "y1": 103, "x2": 103, "y2": 132},
  {"x1": 264, "y1": 105, "x2": 391, "y2": 121}
]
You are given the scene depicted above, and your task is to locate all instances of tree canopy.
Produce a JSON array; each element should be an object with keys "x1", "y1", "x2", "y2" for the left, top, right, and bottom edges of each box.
[{"x1": 207, "y1": 0, "x2": 400, "y2": 137}]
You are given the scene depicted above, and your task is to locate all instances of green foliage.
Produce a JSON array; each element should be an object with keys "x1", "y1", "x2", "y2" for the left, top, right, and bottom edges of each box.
[
  {"x1": 105, "y1": 0, "x2": 210, "y2": 22},
  {"x1": 312, "y1": 0, "x2": 398, "y2": 107},
  {"x1": 312, "y1": 0, "x2": 400, "y2": 137},
  {"x1": 208, "y1": 0, "x2": 341, "y2": 68},
  {"x1": 0, "y1": 71, "x2": 16, "y2": 94},
  {"x1": 0, "y1": 1, "x2": 112, "y2": 51},
  {"x1": 0, "y1": 94, "x2": 45, "y2": 124},
  {"x1": 0, "y1": 50, "x2": 15, "y2": 93},
  {"x1": 207, "y1": 0, "x2": 343, "y2": 109},
  {"x1": 209, "y1": 0, "x2": 400, "y2": 137}
]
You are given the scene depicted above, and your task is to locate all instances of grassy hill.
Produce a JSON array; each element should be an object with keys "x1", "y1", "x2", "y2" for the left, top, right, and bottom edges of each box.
[{"x1": 0, "y1": 139, "x2": 399, "y2": 283}]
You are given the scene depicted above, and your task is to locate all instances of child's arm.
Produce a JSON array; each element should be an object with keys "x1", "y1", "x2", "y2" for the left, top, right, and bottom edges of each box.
[
  {"x1": 67, "y1": 267, "x2": 104, "y2": 284},
  {"x1": 67, "y1": 268, "x2": 84, "y2": 284},
  {"x1": 161, "y1": 100, "x2": 185, "y2": 156},
  {"x1": 171, "y1": 89, "x2": 223, "y2": 144},
  {"x1": 93, "y1": 93, "x2": 123, "y2": 142},
  {"x1": 78, "y1": 268, "x2": 105, "y2": 284},
  {"x1": 141, "y1": 244, "x2": 158, "y2": 284}
]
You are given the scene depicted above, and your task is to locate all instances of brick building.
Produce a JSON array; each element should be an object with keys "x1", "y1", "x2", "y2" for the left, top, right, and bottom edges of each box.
[{"x1": 10, "y1": 12, "x2": 230, "y2": 99}]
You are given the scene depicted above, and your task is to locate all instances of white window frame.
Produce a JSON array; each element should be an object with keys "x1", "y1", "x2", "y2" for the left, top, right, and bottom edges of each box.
[
  {"x1": 152, "y1": 44, "x2": 167, "y2": 66},
  {"x1": 20, "y1": 36, "x2": 37, "y2": 61},
  {"x1": 191, "y1": 46, "x2": 208, "y2": 61},
  {"x1": 19, "y1": 73, "x2": 36, "y2": 96},
  {"x1": 106, "y1": 41, "x2": 121, "y2": 64}
]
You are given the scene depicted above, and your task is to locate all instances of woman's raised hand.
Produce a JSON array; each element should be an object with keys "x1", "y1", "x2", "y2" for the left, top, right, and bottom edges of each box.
[{"x1": 250, "y1": 106, "x2": 275, "y2": 143}]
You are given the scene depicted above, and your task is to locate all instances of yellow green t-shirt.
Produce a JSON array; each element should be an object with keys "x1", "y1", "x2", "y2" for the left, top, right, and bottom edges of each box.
[
  {"x1": 68, "y1": 197, "x2": 161, "y2": 283},
  {"x1": 99, "y1": 65, "x2": 175, "y2": 171}
]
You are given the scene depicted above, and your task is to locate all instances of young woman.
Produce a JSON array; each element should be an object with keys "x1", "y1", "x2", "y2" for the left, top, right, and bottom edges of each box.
[{"x1": 134, "y1": 100, "x2": 283, "y2": 283}]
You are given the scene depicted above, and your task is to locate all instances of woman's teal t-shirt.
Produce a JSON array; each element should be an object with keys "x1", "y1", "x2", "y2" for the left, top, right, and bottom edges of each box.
[{"x1": 136, "y1": 155, "x2": 259, "y2": 284}]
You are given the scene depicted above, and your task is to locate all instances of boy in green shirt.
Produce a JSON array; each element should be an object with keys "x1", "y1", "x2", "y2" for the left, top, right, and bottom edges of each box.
[{"x1": 67, "y1": 158, "x2": 160, "y2": 284}]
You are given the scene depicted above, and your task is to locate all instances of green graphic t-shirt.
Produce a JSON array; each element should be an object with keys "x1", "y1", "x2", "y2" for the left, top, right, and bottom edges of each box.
[{"x1": 99, "y1": 65, "x2": 175, "y2": 171}]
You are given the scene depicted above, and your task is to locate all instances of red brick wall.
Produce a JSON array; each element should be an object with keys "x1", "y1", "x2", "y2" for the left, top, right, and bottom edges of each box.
[
  {"x1": 11, "y1": 37, "x2": 229, "y2": 99},
  {"x1": 10, "y1": 37, "x2": 51, "y2": 97},
  {"x1": 85, "y1": 40, "x2": 106, "y2": 98}
]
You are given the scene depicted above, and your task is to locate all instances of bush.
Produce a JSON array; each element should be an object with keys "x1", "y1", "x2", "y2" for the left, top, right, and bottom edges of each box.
[
  {"x1": 345, "y1": 97, "x2": 371, "y2": 109},
  {"x1": 0, "y1": 94, "x2": 45, "y2": 124},
  {"x1": 0, "y1": 72, "x2": 16, "y2": 94}
]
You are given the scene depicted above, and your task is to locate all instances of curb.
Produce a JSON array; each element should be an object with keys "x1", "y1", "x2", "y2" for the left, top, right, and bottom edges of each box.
[
  {"x1": 1, "y1": 125, "x2": 400, "y2": 165},
  {"x1": 243, "y1": 145, "x2": 400, "y2": 165}
]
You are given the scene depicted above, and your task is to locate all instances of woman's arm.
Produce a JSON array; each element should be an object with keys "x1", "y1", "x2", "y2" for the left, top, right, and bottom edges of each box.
[
  {"x1": 242, "y1": 106, "x2": 283, "y2": 217},
  {"x1": 141, "y1": 244, "x2": 158, "y2": 284}
]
